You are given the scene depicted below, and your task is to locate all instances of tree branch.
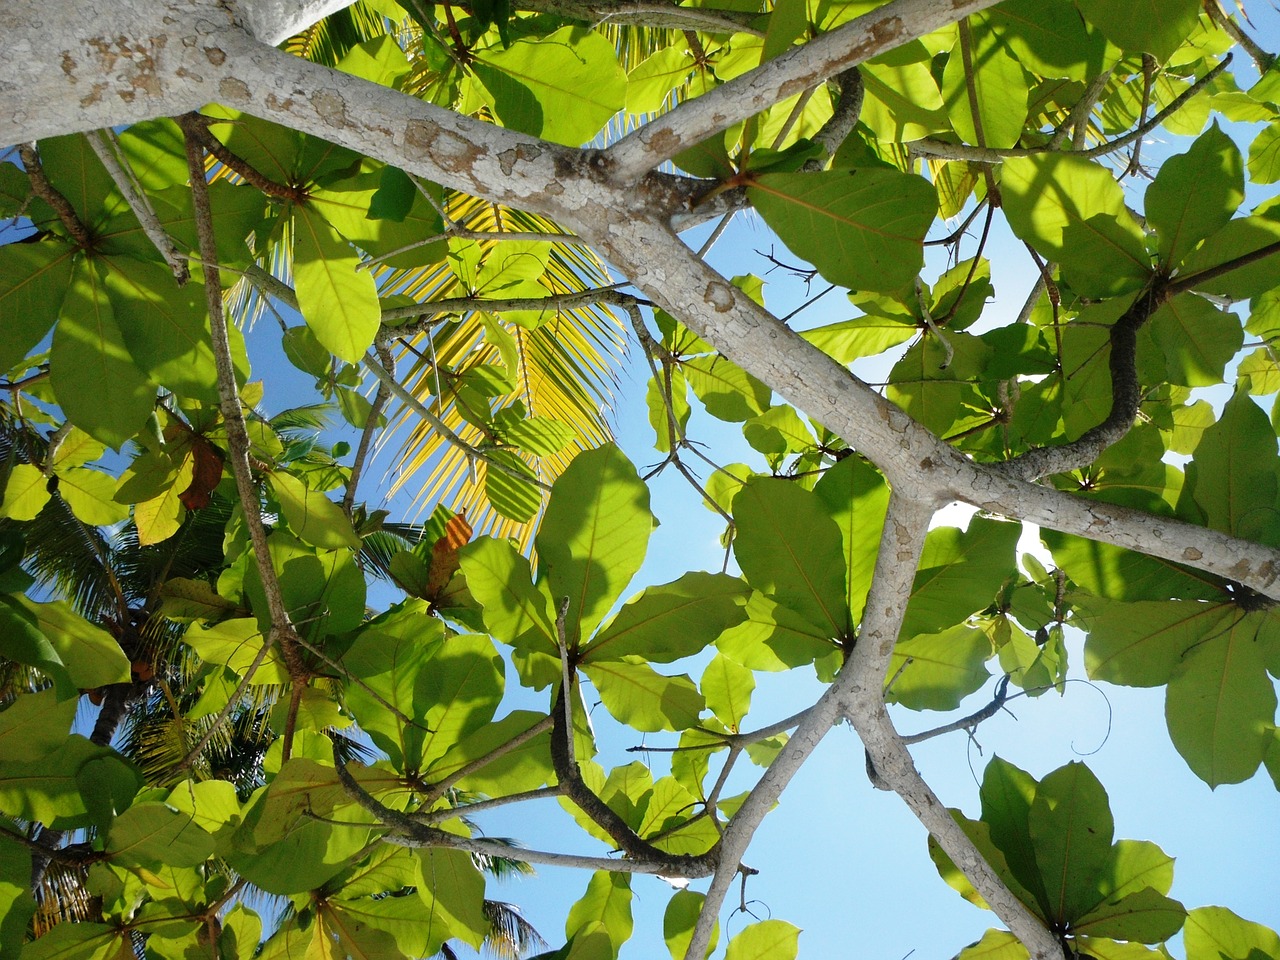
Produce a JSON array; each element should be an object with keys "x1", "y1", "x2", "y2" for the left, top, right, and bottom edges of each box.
[
  {"x1": 837, "y1": 494, "x2": 1061, "y2": 960},
  {"x1": 177, "y1": 112, "x2": 308, "y2": 682},
  {"x1": 88, "y1": 128, "x2": 189, "y2": 283},
  {"x1": 17, "y1": 143, "x2": 92, "y2": 249},
  {"x1": 912, "y1": 56, "x2": 1231, "y2": 164},
  {"x1": 604, "y1": 0, "x2": 1006, "y2": 182}
]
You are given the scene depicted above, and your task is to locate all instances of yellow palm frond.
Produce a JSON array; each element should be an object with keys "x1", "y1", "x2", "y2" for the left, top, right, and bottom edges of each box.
[{"x1": 375, "y1": 194, "x2": 626, "y2": 550}]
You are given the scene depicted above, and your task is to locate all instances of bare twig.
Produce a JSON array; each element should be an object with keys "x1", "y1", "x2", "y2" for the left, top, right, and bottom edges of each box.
[
  {"x1": 177, "y1": 112, "x2": 307, "y2": 682},
  {"x1": 89, "y1": 128, "x2": 189, "y2": 283},
  {"x1": 17, "y1": 143, "x2": 92, "y2": 248}
]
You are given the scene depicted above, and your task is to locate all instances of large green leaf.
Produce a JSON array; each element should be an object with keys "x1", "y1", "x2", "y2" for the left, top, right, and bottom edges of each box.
[
  {"x1": 941, "y1": 19, "x2": 1030, "y2": 149},
  {"x1": 1146, "y1": 295, "x2": 1243, "y2": 388},
  {"x1": 293, "y1": 204, "x2": 381, "y2": 363},
  {"x1": 748, "y1": 169, "x2": 937, "y2": 295},
  {"x1": 583, "y1": 658, "x2": 704, "y2": 732},
  {"x1": 986, "y1": 0, "x2": 1109, "y2": 80},
  {"x1": 1080, "y1": 597, "x2": 1236, "y2": 687},
  {"x1": 732, "y1": 478, "x2": 849, "y2": 639},
  {"x1": 902, "y1": 518, "x2": 1020, "y2": 639},
  {"x1": 979, "y1": 757, "x2": 1050, "y2": 915},
  {"x1": 459, "y1": 536, "x2": 558, "y2": 655},
  {"x1": 1166, "y1": 615, "x2": 1276, "y2": 786},
  {"x1": 1183, "y1": 386, "x2": 1280, "y2": 545},
  {"x1": 0, "y1": 690, "x2": 77, "y2": 762},
  {"x1": 1075, "y1": 0, "x2": 1200, "y2": 61},
  {"x1": 566, "y1": 871, "x2": 632, "y2": 957},
  {"x1": 724, "y1": 920, "x2": 800, "y2": 960},
  {"x1": 0, "y1": 242, "x2": 74, "y2": 374},
  {"x1": 268, "y1": 471, "x2": 361, "y2": 550},
  {"x1": 1179, "y1": 216, "x2": 1280, "y2": 300},
  {"x1": 15, "y1": 598, "x2": 130, "y2": 689},
  {"x1": 342, "y1": 606, "x2": 444, "y2": 767},
  {"x1": 1072, "y1": 887, "x2": 1185, "y2": 944},
  {"x1": 701, "y1": 652, "x2": 755, "y2": 731},
  {"x1": 664, "y1": 890, "x2": 719, "y2": 960},
  {"x1": 887, "y1": 624, "x2": 991, "y2": 711},
  {"x1": 1028, "y1": 762, "x2": 1114, "y2": 925},
  {"x1": 414, "y1": 633, "x2": 505, "y2": 768},
  {"x1": 583, "y1": 572, "x2": 748, "y2": 665},
  {"x1": 1145, "y1": 124, "x2": 1244, "y2": 267},
  {"x1": 682, "y1": 356, "x2": 772, "y2": 422},
  {"x1": 1185, "y1": 906, "x2": 1280, "y2": 960},
  {"x1": 51, "y1": 258, "x2": 154, "y2": 448},
  {"x1": 537, "y1": 444, "x2": 652, "y2": 644},
  {"x1": 998, "y1": 154, "x2": 1141, "y2": 268},
  {"x1": 414, "y1": 848, "x2": 489, "y2": 950},
  {"x1": 105, "y1": 801, "x2": 216, "y2": 868},
  {"x1": 473, "y1": 27, "x2": 626, "y2": 146}
]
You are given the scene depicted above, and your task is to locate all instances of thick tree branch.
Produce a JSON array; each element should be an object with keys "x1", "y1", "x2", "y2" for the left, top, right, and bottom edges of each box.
[
  {"x1": 837, "y1": 494, "x2": 1061, "y2": 960},
  {"x1": 604, "y1": 0, "x2": 1006, "y2": 182}
]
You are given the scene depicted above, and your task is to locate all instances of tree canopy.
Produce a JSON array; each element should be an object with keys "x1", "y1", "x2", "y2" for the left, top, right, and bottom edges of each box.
[{"x1": 2, "y1": 1, "x2": 1280, "y2": 959}]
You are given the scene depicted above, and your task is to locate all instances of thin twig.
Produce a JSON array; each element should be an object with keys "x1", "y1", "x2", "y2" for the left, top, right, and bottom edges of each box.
[
  {"x1": 177, "y1": 112, "x2": 307, "y2": 682},
  {"x1": 17, "y1": 143, "x2": 92, "y2": 248},
  {"x1": 912, "y1": 56, "x2": 1231, "y2": 164},
  {"x1": 89, "y1": 128, "x2": 189, "y2": 283}
]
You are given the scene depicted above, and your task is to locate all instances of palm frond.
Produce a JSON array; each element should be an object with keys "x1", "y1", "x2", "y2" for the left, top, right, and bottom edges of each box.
[
  {"x1": 376, "y1": 196, "x2": 626, "y2": 548},
  {"x1": 481, "y1": 900, "x2": 548, "y2": 960}
]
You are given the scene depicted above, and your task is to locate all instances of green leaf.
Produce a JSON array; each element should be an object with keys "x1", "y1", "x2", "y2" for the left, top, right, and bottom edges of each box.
[
  {"x1": 664, "y1": 890, "x2": 719, "y2": 960},
  {"x1": 724, "y1": 919, "x2": 800, "y2": 960},
  {"x1": 813, "y1": 455, "x2": 891, "y2": 626},
  {"x1": 1184, "y1": 386, "x2": 1280, "y2": 545},
  {"x1": 1166, "y1": 615, "x2": 1276, "y2": 786},
  {"x1": 1146, "y1": 123, "x2": 1244, "y2": 266},
  {"x1": 1002, "y1": 154, "x2": 1145, "y2": 268},
  {"x1": 583, "y1": 572, "x2": 749, "y2": 664},
  {"x1": 16, "y1": 597, "x2": 131, "y2": 689},
  {"x1": 732, "y1": 478, "x2": 849, "y2": 638},
  {"x1": 0, "y1": 464, "x2": 52, "y2": 521},
  {"x1": 887, "y1": 624, "x2": 991, "y2": 711},
  {"x1": 459, "y1": 536, "x2": 558, "y2": 655},
  {"x1": 1043, "y1": 533, "x2": 1222, "y2": 602},
  {"x1": 184, "y1": 618, "x2": 290, "y2": 684},
  {"x1": 537, "y1": 444, "x2": 652, "y2": 643},
  {"x1": 941, "y1": 21, "x2": 1030, "y2": 149},
  {"x1": 23, "y1": 922, "x2": 126, "y2": 960},
  {"x1": 953, "y1": 929, "x2": 1026, "y2": 960},
  {"x1": 1185, "y1": 906, "x2": 1280, "y2": 960},
  {"x1": 980, "y1": 757, "x2": 1050, "y2": 915},
  {"x1": 903, "y1": 518, "x2": 1020, "y2": 639},
  {"x1": 268, "y1": 471, "x2": 361, "y2": 550},
  {"x1": 0, "y1": 689, "x2": 78, "y2": 762},
  {"x1": 1178, "y1": 215, "x2": 1280, "y2": 300},
  {"x1": 701, "y1": 652, "x2": 754, "y2": 730},
  {"x1": 342, "y1": 607, "x2": 444, "y2": 767},
  {"x1": 748, "y1": 169, "x2": 937, "y2": 295},
  {"x1": 0, "y1": 736, "x2": 131, "y2": 829},
  {"x1": 0, "y1": 242, "x2": 74, "y2": 374},
  {"x1": 503, "y1": 415, "x2": 576, "y2": 456},
  {"x1": 105, "y1": 801, "x2": 215, "y2": 867},
  {"x1": 51, "y1": 259, "x2": 154, "y2": 448},
  {"x1": 1080, "y1": 597, "x2": 1236, "y2": 688},
  {"x1": 1249, "y1": 121, "x2": 1280, "y2": 185},
  {"x1": 415, "y1": 633, "x2": 505, "y2": 769},
  {"x1": 584, "y1": 658, "x2": 704, "y2": 732},
  {"x1": 1147, "y1": 294, "x2": 1243, "y2": 388},
  {"x1": 293, "y1": 205, "x2": 380, "y2": 363},
  {"x1": 1029, "y1": 762, "x2": 1114, "y2": 925},
  {"x1": 683, "y1": 355, "x2": 772, "y2": 422},
  {"x1": 987, "y1": 0, "x2": 1109, "y2": 80},
  {"x1": 484, "y1": 450, "x2": 543, "y2": 523},
  {"x1": 1072, "y1": 887, "x2": 1186, "y2": 943},
  {"x1": 427, "y1": 709, "x2": 553, "y2": 795},
  {"x1": 102, "y1": 254, "x2": 224, "y2": 403},
  {"x1": 858, "y1": 44, "x2": 949, "y2": 141},
  {"x1": 566, "y1": 872, "x2": 632, "y2": 956},
  {"x1": 1075, "y1": 0, "x2": 1200, "y2": 61},
  {"x1": 474, "y1": 27, "x2": 626, "y2": 145},
  {"x1": 415, "y1": 848, "x2": 489, "y2": 949}
]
